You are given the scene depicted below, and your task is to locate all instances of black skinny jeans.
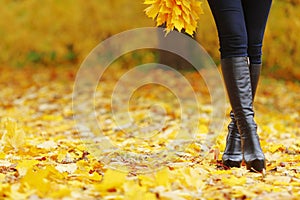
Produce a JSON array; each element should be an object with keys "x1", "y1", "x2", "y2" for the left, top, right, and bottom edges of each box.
[{"x1": 208, "y1": 0, "x2": 272, "y2": 64}]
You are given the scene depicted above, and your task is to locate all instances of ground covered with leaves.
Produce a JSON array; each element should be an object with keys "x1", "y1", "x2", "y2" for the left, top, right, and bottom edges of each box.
[{"x1": 0, "y1": 66, "x2": 300, "y2": 199}]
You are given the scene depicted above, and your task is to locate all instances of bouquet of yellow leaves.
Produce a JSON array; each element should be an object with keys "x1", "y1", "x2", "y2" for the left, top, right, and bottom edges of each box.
[{"x1": 144, "y1": 0, "x2": 204, "y2": 36}]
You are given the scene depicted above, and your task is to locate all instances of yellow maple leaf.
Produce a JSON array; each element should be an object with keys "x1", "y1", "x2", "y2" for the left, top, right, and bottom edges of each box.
[
  {"x1": 16, "y1": 159, "x2": 39, "y2": 176},
  {"x1": 155, "y1": 167, "x2": 171, "y2": 188},
  {"x1": 94, "y1": 169, "x2": 127, "y2": 191},
  {"x1": 144, "y1": 0, "x2": 204, "y2": 36},
  {"x1": 1, "y1": 117, "x2": 25, "y2": 150},
  {"x1": 21, "y1": 167, "x2": 51, "y2": 195},
  {"x1": 173, "y1": 5, "x2": 182, "y2": 16},
  {"x1": 88, "y1": 171, "x2": 103, "y2": 181},
  {"x1": 268, "y1": 143, "x2": 286, "y2": 153},
  {"x1": 49, "y1": 186, "x2": 71, "y2": 199},
  {"x1": 138, "y1": 174, "x2": 155, "y2": 188},
  {"x1": 0, "y1": 152, "x2": 6, "y2": 159},
  {"x1": 0, "y1": 173, "x2": 5, "y2": 182},
  {"x1": 221, "y1": 175, "x2": 247, "y2": 186},
  {"x1": 124, "y1": 180, "x2": 156, "y2": 200},
  {"x1": 145, "y1": 3, "x2": 160, "y2": 19}
]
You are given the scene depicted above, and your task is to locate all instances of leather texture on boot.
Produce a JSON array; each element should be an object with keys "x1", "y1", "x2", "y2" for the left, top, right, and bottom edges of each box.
[
  {"x1": 222, "y1": 63, "x2": 262, "y2": 168},
  {"x1": 249, "y1": 63, "x2": 262, "y2": 99},
  {"x1": 221, "y1": 57, "x2": 265, "y2": 172},
  {"x1": 222, "y1": 111, "x2": 242, "y2": 167}
]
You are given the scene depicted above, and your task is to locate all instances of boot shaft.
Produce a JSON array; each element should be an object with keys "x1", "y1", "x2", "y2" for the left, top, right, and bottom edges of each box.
[
  {"x1": 249, "y1": 63, "x2": 262, "y2": 100},
  {"x1": 221, "y1": 57, "x2": 254, "y2": 120}
]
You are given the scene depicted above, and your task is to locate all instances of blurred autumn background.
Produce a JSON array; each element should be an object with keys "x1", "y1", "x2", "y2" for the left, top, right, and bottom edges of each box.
[
  {"x1": 0, "y1": 0, "x2": 299, "y2": 79},
  {"x1": 1, "y1": 0, "x2": 300, "y2": 199}
]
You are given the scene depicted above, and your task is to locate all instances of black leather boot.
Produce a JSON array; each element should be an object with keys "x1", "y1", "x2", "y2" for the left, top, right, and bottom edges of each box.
[
  {"x1": 222, "y1": 111, "x2": 242, "y2": 168},
  {"x1": 222, "y1": 62, "x2": 262, "y2": 168},
  {"x1": 221, "y1": 57, "x2": 265, "y2": 172}
]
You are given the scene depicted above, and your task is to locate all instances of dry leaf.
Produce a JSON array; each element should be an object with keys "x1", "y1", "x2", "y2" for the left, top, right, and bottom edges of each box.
[
  {"x1": 144, "y1": 0, "x2": 204, "y2": 35},
  {"x1": 1, "y1": 117, "x2": 25, "y2": 150}
]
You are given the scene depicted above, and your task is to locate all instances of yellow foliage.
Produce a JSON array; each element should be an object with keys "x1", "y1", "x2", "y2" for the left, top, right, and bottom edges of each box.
[
  {"x1": 155, "y1": 167, "x2": 171, "y2": 187},
  {"x1": 0, "y1": 52, "x2": 300, "y2": 199},
  {"x1": 0, "y1": 1, "x2": 299, "y2": 80},
  {"x1": 16, "y1": 160, "x2": 39, "y2": 176},
  {"x1": 144, "y1": 0, "x2": 204, "y2": 35},
  {"x1": 124, "y1": 180, "x2": 157, "y2": 200},
  {"x1": 21, "y1": 166, "x2": 51, "y2": 195},
  {"x1": 94, "y1": 169, "x2": 127, "y2": 191},
  {"x1": 49, "y1": 186, "x2": 71, "y2": 199},
  {"x1": 221, "y1": 175, "x2": 247, "y2": 186},
  {"x1": 0, "y1": 117, "x2": 25, "y2": 150}
]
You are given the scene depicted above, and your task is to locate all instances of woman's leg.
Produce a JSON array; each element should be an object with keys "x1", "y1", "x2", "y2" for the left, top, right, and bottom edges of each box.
[
  {"x1": 208, "y1": 0, "x2": 267, "y2": 171},
  {"x1": 242, "y1": 0, "x2": 273, "y2": 103},
  {"x1": 241, "y1": 0, "x2": 272, "y2": 171},
  {"x1": 207, "y1": 0, "x2": 247, "y2": 168},
  {"x1": 207, "y1": 0, "x2": 248, "y2": 59},
  {"x1": 243, "y1": 0, "x2": 273, "y2": 65}
]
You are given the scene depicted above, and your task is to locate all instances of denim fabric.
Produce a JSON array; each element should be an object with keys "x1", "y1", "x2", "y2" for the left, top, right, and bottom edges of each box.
[{"x1": 207, "y1": 0, "x2": 272, "y2": 64}]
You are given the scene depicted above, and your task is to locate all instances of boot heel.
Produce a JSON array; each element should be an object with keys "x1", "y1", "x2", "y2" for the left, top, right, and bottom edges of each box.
[{"x1": 246, "y1": 159, "x2": 266, "y2": 172}]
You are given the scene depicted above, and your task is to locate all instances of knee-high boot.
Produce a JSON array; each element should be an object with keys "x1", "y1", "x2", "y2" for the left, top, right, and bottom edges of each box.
[
  {"x1": 221, "y1": 57, "x2": 265, "y2": 172},
  {"x1": 222, "y1": 61, "x2": 262, "y2": 168}
]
